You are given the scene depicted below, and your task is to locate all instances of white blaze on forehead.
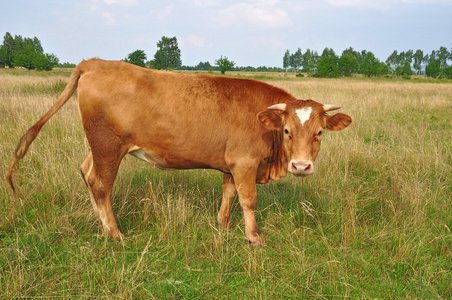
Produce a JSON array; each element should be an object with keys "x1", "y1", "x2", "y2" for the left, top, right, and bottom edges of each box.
[{"x1": 296, "y1": 107, "x2": 312, "y2": 126}]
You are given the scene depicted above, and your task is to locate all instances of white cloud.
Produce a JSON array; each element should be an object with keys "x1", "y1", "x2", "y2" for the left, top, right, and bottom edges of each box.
[
  {"x1": 103, "y1": 12, "x2": 115, "y2": 25},
  {"x1": 401, "y1": 0, "x2": 451, "y2": 3},
  {"x1": 158, "y1": 5, "x2": 174, "y2": 19},
  {"x1": 192, "y1": 0, "x2": 221, "y2": 8},
  {"x1": 185, "y1": 34, "x2": 207, "y2": 48},
  {"x1": 251, "y1": 0, "x2": 280, "y2": 6},
  {"x1": 89, "y1": 0, "x2": 138, "y2": 11},
  {"x1": 324, "y1": 0, "x2": 451, "y2": 7},
  {"x1": 102, "y1": 0, "x2": 138, "y2": 6},
  {"x1": 216, "y1": 1, "x2": 293, "y2": 28},
  {"x1": 89, "y1": 0, "x2": 100, "y2": 10},
  {"x1": 324, "y1": 0, "x2": 371, "y2": 6},
  {"x1": 255, "y1": 36, "x2": 285, "y2": 52},
  {"x1": 322, "y1": 0, "x2": 395, "y2": 8}
]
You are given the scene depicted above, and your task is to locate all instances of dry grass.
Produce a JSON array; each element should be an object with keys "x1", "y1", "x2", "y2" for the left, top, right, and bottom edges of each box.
[{"x1": 1, "y1": 70, "x2": 451, "y2": 298}]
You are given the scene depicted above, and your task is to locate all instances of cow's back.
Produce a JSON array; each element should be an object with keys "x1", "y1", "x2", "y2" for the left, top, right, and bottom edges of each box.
[{"x1": 76, "y1": 59, "x2": 294, "y2": 172}]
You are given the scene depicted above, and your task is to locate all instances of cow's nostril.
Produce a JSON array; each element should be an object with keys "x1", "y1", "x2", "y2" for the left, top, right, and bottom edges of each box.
[
  {"x1": 291, "y1": 161, "x2": 314, "y2": 175},
  {"x1": 293, "y1": 162, "x2": 311, "y2": 171}
]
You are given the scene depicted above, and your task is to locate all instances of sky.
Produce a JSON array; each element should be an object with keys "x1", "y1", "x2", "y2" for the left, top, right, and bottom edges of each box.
[{"x1": 1, "y1": 0, "x2": 451, "y2": 68}]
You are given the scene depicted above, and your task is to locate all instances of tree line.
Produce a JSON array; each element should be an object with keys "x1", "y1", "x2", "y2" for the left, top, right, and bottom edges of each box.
[
  {"x1": 0, "y1": 33, "x2": 59, "y2": 70},
  {"x1": 1, "y1": 32, "x2": 451, "y2": 78},
  {"x1": 283, "y1": 47, "x2": 452, "y2": 78},
  {"x1": 125, "y1": 36, "x2": 236, "y2": 74}
]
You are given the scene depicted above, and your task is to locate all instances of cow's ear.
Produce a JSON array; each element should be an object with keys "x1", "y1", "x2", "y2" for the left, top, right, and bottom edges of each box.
[
  {"x1": 258, "y1": 110, "x2": 283, "y2": 130},
  {"x1": 326, "y1": 113, "x2": 352, "y2": 131}
]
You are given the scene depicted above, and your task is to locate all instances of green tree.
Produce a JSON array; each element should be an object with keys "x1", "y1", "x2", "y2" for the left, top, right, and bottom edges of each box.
[
  {"x1": 339, "y1": 52, "x2": 359, "y2": 76},
  {"x1": 378, "y1": 61, "x2": 390, "y2": 75},
  {"x1": 342, "y1": 47, "x2": 361, "y2": 61},
  {"x1": 425, "y1": 59, "x2": 441, "y2": 78},
  {"x1": 400, "y1": 50, "x2": 413, "y2": 65},
  {"x1": 0, "y1": 32, "x2": 58, "y2": 70},
  {"x1": 315, "y1": 48, "x2": 339, "y2": 78},
  {"x1": 443, "y1": 66, "x2": 452, "y2": 79},
  {"x1": 0, "y1": 46, "x2": 7, "y2": 66},
  {"x1": 413, "y1": 49, "x2": 424, "y2": 75},
  {"x1": 283, "y1": 49, "x2": 290, "y2": 74},
  {"x1": 13, "y1": 44, "x2": 38, "y2": 69},
  {"x1": 153, "y1": 36, "x2": 181, "y2": 70},
  {"x1": 58, "y1": 62, "x2": 77, "y2": 68},
  {"x1": 396, "y1": 61, "x2": 413, "y2": 77},
  {"x1": 425, "y1": 50, "x2": 436, "y2": 64},
  {"x1": 215, "y1": 55, "x2": 235, "y2": 74},
  {"x1": 0, "y1": 32, "x2": 15, "y2": 67},
  {"x1": 302, "y1": 48, "x2": 318, "y2": 73},
  {"x1": 125, "y1": 50, "x2": 147, "y2": 67},
  {"x1": 359, "y1": 50, "x2": 368, "y2": 64},
  {"x1": 360, "y1": 51, "x2": 382, "y2": 77},
  {"x1": 386, "y1": 50, "x2": 399, "y2": 73},
  {"x1": 32, "y1": 36, "x2": 44, "y2": 54},
  {"x1": 195, "y1": 61, "x2": 212, "y2": 70},
  {"x1": 437, "y1": 46, "x2": 450, "y2": 68},
  {"x1": 292, "y1": 48, "x2": 303, "y2": 72},
  {"x1": 36, "y1": 53, "x2": 59, "y2": 71}
]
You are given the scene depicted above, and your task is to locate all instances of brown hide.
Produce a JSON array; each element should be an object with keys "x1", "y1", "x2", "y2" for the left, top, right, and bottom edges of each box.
[
  {"x1": 6, "y1": 59, "x2": 352, "y2": 247},
  {"x1": 77, "y1": 59, "x2": 294, "y2": 180}
]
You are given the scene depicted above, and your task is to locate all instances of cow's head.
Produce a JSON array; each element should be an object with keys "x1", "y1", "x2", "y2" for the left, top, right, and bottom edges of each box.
[{"x1": 258, "y1": 100, "x2": 352, "y2": 176}]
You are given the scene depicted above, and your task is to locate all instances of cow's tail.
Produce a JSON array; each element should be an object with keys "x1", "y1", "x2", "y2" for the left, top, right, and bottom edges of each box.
[{"x1": 5, "y1": 66, "x2": 83, "y2": 195}]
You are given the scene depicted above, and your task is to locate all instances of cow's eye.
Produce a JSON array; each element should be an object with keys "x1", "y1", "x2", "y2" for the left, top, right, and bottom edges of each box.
[
  {"x1": 284, "y1": 128, "x2": 292, "y2": 140},
  {"x1": 318, "y1": 130, "x2": 323, "y2": 136}
]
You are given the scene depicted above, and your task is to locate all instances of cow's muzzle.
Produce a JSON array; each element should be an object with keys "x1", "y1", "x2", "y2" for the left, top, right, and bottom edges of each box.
[{"x1": 289, "y1": 160, "x2": 314, "y2": 176}]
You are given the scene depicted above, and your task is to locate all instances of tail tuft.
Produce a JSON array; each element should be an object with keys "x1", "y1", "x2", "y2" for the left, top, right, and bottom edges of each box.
[{"x1": 5, "y1": 157, "x2": 18, "y2": 196}]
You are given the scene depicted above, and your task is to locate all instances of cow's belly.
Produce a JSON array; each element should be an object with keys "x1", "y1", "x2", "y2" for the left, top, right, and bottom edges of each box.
[
  {"x1": 128, "y1": 147, "x2": 228, "y2": 172},
  {"x1": 128, "y1": 148, "x2": 176, "y2": 170}
]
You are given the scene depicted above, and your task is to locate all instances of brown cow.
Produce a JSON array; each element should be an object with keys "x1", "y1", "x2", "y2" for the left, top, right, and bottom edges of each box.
[{"x1": 6, "y1": 59, "x2": 352, "y2": 247}]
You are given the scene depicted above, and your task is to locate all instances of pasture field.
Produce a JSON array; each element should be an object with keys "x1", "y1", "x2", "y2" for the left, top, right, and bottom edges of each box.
[{"x1": 0, "y1": 69, "x2": 451, "y2": 299}]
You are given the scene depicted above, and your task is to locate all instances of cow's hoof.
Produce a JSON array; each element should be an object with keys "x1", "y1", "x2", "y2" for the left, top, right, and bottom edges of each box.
[
  {"x1": 249, "y1": 240, "x2": 265, "y2": 248},
  {"x1": 110, "y1": 230, "x2": 125, "y2": 241}
]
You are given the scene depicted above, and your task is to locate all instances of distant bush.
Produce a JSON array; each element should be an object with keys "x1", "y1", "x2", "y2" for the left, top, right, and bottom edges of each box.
[
  {"x1": 425, "y1": 60, "x2": 441, "y2": 78},
  {"x1": 402, "y1": 73, "x2": 411, "y2": 80},
  {"x1": 442, "y1": 66, "x2": 452, "y2": 79},
  {"x1": 58, "y1": 62, "x2": 77, "y2": 68}
]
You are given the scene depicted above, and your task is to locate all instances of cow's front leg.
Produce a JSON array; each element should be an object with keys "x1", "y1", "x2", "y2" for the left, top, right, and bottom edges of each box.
[
  {"x1": 218, "y1": 173, "x2": 237, "y2": 228},
  {"x1": 231, "y1": 165, "x2": 263, "y2": 247}
]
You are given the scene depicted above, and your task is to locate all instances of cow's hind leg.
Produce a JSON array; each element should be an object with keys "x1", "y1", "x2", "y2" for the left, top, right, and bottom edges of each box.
[
  {"x1": 80, "y1": 152, "x2": 99, "y2": 220},
  {"x1": 80, "y1": 149, "x2": 125, "y2": 239},
  {"x1": 80, "y1": 124, "x2": 128, "y2": 239},
  {"x1": 218, "y1": 173, "x2": 237, "y2": 228}
]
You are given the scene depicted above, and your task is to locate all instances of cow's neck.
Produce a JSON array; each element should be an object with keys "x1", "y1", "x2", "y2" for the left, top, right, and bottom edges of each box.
[{"x1": 257, "y1": 130, "x2": 288, "y2": 183}]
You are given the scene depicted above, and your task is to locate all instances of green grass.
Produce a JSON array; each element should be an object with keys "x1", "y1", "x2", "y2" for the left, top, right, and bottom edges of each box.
[{"x1": 1, "y1": 69, "x2": 451, "y2": 298}]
